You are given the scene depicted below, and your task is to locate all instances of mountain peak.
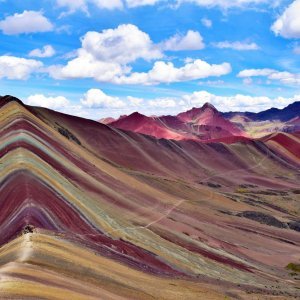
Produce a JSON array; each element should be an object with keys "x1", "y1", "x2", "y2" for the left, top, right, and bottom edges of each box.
[
  {"x1": 127, "y1": 111, "x2": 148, "y2": 120},
  {"x1": 202, "y1": 102, "x2": 217, "y2": 111},
  {"x1": 0, "y1": 95, "x2": 24, "y2": 108}
]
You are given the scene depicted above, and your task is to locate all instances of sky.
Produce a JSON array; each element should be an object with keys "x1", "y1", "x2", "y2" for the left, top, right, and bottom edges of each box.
[{"x1": 0, "y1": 0, "x2": 300, "y2": 119}]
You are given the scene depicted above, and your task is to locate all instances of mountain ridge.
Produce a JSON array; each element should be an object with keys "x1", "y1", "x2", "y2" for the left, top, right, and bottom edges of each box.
[
  {"x1": 104, "y1": 101, "x2": 300, "y2": 141},
  {"x1": 109, "y1": 102, "x2": 247, "y2": 141}
]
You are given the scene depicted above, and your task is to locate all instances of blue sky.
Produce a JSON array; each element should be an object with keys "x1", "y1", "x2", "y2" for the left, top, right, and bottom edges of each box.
[{"x1": 0, "y1": 0, "x2": 300, "y2": 119}]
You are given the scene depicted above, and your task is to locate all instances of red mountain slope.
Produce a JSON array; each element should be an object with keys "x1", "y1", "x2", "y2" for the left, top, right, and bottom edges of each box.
[
  {"x1": 109, "y1": 112, "x2": 190, "y2": 140},
  {"x1": 108, "y1": 103, "x2": 246, "y2": 141}
]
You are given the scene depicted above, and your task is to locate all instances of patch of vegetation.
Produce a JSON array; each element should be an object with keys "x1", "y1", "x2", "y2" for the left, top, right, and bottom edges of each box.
[
  {"x1": 288, "y1": 221, "x2": 300, "y2": 232},
  {"x1": 239, "y1": 184, "x2": 257, "y2": 188},
  {"x1": 57, "y1": 126, "x2": 81, "y2": 145},
  {"x1": 235, "y1": 188, "x2": 249, "y2": 194},
  {"x1": 237, "y1": 211, "x2": 287, "y2": 228},
  {"x1": 286, "y1": 263, "x2": 300, "y2": 273},
  {"x1": 23, "y1": 224, "x2": 35, "y2": 234},
  {"x1": 199, "y1": 181, "x2": 222, "y2": 188}
]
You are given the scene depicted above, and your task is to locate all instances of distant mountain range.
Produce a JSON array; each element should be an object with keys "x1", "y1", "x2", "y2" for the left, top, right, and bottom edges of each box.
[
  {"x1": 223, "y1": 101, "x2": 300, "y2": 122},
  {"x1": 101, "y1": 101, "x2": 300, "y2": 141}
]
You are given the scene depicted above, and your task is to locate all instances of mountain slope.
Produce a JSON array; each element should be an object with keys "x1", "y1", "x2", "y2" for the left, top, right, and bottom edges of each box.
[
  {"x1": 109, "y1": 112, "x2": 189, "y2": 140},
  {"x1": 108, "y1": 103, "x2": 246, "y2": 141},
  {"x1": 223, "y1": 101, "x2": 300, "y2": 122},
  {"x1": 1, "y1": 96, "x2": 300, "y2": 299}
]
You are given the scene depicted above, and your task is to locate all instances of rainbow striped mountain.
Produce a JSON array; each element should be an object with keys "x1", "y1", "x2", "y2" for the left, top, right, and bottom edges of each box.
[{"x1": 0, "y1": 95, "x2": 299, "y2": 299}]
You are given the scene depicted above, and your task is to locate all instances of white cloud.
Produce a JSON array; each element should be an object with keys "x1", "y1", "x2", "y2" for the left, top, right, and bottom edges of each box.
[
  {"x1": 56, "y1": 0, "x2": 88, "y2": 13},
  {"x1": 81, "y1": 88, "x2": 126, "y2": 108},
  {"x1": 56, "y1": 0, "x2": 123, "y2": 14},
  {"x1": 24, "y1": 89, "x2": 300, "y2": 120},
  {"x1": 162, "y1": 30, "x2": 205, "y2": 51},
  {"x1": 0, "y1": 56, "x2": 42, "y2": 80},
  {"x1": 238, "y1": 68, "x2": 300, "y2": 85},
  {"x1": 149, "y1": 98, "x2": 177, "y2": 107},
  {"x1": 25, "y1": 94, "x2": 88, "y2": 118},
  {"x1": 127, "y1": 96, "x2": 143, "y2": 106},
  {"x1": 26, "y1": 94, "x2": 70, "y2": 109},
  {"x1": 213, "y1": 41, "x2": 259, "y2": 50},
  {"x1": 92, "y1": 0, "x2": 123, "y2": 9},
  {"x1": 201, "y1": 18, "x2": 212, "y2": 28},
  {"x1": 81, "y1": 24, "x2": 162, "y2": 64},
  {"x1": 271, "y1": 0, "x2": 300, "y2": 38},
  {"x1": 49, "y1": 24, "x2": 162, "y2": 81},
  {"x1": 268, "y1": 71, "x2": 300, "y2": 85},
  {"x1": 48, "y1": 56, "x2": 126, "y2": 82},
  {"x1": 114, "y1": 59, "x2": 231, "y2": 85},
  {"x1": 238, "y1": 68, "x2": 276, "y2": 77},
  {"x1": 55, "y1": 0, "x2": 277, "y2": 13},
  {"x1": 178, "y1": 0, "x2": 271, "y2": 10},
  {"x1": 0, "y1": 11, "x2": 53, "y2": 35},
  {"x1": 29, "y1": 45, "x2": 56, "y2": 58},
  {"x1": 126, "y1": 0, "x2": 160, "y2": 7},
  {"x1": 48, "y1": 24, "x2": 230, "y2": 85},
  {"x1": 181, "y1": 90, "x2": 299, "y2": 112},
  {"x1": 198, "y1": 80, "x2": 224, "y2": 86}
]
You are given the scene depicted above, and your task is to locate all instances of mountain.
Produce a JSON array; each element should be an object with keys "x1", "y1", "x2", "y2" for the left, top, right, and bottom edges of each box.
[
  {"x1": 223, "y1": 101, "x2": 300, "y2": 122},
  {"x1": 1, "y1": 95, "x2": 300, "y2": 299},
  {"x1": 177, "y1": 102, "x2": 219, "y2": 122},
  {"x1": 177, "y1": 103, "x2": 245, "y2": 136},
  {"x1": 99, "y1": 116, "x2": 116, "y2": 124},
  {"x1": 109, "y1": 103, "x2": 246, "y2": 142},
  {"x1": 223, "y1": 102, "x2": 300, "y2": 138},
  {"x1": 109, "y1": 112, "x2": 190, "y2": 140}
]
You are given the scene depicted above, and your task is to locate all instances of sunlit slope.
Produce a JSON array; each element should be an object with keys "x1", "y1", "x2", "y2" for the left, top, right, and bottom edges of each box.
[{"x1": 0, "y1": 96, "x2": 299, "y2": 299}]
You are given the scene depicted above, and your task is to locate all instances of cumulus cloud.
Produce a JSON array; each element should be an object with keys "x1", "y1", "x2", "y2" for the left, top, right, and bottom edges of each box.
[
  {"x1": 268, "y1": 71, "x2": 300, "y2": 85},
  {"x1": 0, "y1": 56, "x2": 42, "y2": 80},
  {"x1": 213, "y1": 41, "x2": 259, "y2": 50},
  {"x1": 181, "y1": 90, "x2": 299, "y2": 112},
  {"x1": 177, "y1": 0, "x2": 270, "y2": 10},
  {"x1": 0, "y1": 11, "x2": 53, "y2": 35},
  {"x1": 56, "y1": 0, "x2": 123, "y2": 14},
  {"x1": 49, "y1": 24, "x2": 229, "y2": 85},
  {"x1": 80, "y1": 24, "x2": 162, "y2": 64},
  {"x1": 48, "y1": 54, "x2": 126, "y2": 82},
  {"x1": 149, "y1": 98, "x2": 177, "y2": 107},
  {"x1": 26, "y1": 94, "x2": 70, "y2": 109},
  {"x1": 271, "y1": 0, "x2": 300, "y2": 38},
  {"x1": 238, "y1": 68, "x2": 300, "y2": 85},
  {"x1": 126, "y1": 0, "x2": 161, "y2": 7},
  {"x1": 49, "y1": 24, "x2": 162, "y2": 81},
  {"x1": 29, "y1": 45, "x2": 56, "y2": 58},
  {"x1": 201, "y1": 18, "x2": 212, "y2": 28},
  {"x1": 56, "y1": 0, "x2": 88, "y2": 13},
  {"x1": 127, "y1": 96, "x2": 143, "y2": 106},
  {"x1": 237, "y1": 68, "x2": 276, "y2": 77},
  {"x1": 114, "y1": 59, "x2": 231, "y2": 85},
  {"x1": 81, "y1": 89, "x2": 126, "y2": 108},
  {"x1": 92, "y1": 0, "x2": 123, "y2": 9},
  {"x1": 162, "y1": 30, "x2": 205, "y2": 51},
  {"x1": 56, "y1": 0, "x2": 161, "y2": 11},
  {"x1": 55, "y1": 0, "x2": 276, "y2": 13},
  {"x1": 24, "y1": 89, "x2": 300, "y2": 120}
]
